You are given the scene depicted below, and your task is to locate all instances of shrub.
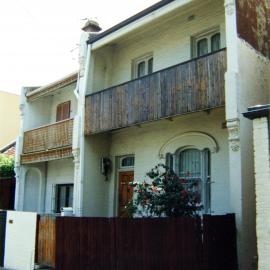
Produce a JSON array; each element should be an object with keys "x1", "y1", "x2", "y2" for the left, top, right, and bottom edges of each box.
[
  {"x1": 0, "y1": 155, "x2": 15, "y2": 178},
  {"x1": 127, "y1": 164, "x2": 201, "y2": 217}
]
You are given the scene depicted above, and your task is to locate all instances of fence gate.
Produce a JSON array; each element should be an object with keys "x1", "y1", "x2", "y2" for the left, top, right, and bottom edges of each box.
[{"x1": 4, "y1": 211, "x2": 37, "y2": 270}]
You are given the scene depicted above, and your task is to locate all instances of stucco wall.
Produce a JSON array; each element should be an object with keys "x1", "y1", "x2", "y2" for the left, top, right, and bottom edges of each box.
[
  {"x1": 24, "y1": 82, "x2": 77, "y2": 131},
  {"x1": 83, "y1": 134, "x2": 111, "y2": 216},
  {"x1": 236, "y1": 39, "x2": 270, "y2": 268},
  {"x1": 45, "y1": 158, "x2": 74, "y2": 213},
  {"x1": 83, "y1": 108, "x2": 229, "y2": 217},
  {"x1": 90, "y1": 0, "x2": 226, "y2": 93},
  {"x1": 0, "y1": 91, "x2": 20, "y2": 148}
]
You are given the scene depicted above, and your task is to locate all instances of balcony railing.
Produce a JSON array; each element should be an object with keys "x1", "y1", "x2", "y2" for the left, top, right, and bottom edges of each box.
[
  {"x1": 22, "y1": 118, "x2": 73, "y2": 157},
  {"x1": 85, "y1": 49, "x2": 227, "y2": 134}
]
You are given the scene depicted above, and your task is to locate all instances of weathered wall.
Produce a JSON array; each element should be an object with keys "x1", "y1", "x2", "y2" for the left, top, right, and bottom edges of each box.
[
  {"x1": 236, "y1": 0, "x2": 270, "y2": 59},
  {"x1": 83, "y1": 108, "x2": 230, "y2": 217},
  {"x1": 90, "y1": 0, "x2": 226, "y2": 93},
  {"x1": 252, "y1": 117, "x2": 270, "y2": 270}
]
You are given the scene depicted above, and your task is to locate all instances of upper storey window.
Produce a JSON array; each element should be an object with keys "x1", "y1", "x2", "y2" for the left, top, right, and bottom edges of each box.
[
  {"x1": 56, "y1": 101, "x2": 71, "y2": 122},
  {"x1": 133, "y1": 53, "x2": 153, "y2": 79},
  {"x1": 194, "y1": 29, "x2": 221, "y2": 57}
]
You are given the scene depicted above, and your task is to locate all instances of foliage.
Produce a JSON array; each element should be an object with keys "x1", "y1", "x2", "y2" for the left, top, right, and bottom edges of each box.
[
  {"x1": 127, "y1": 164, "x2": 202, "y2": 218},
  {"x1": 0, "y1": 154, "x2": 15, "y2": 178}
]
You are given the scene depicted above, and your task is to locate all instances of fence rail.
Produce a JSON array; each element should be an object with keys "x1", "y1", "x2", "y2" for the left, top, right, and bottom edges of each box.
[
  {"x1": 36, "y1": 214, "x2": 238, "y2": 270},
  {"x1": 85, "y1": 49, "x2": 227, "y2": 134},
  {"x1": 23, "y1": 118, "x2": 73, "y2": 154}
]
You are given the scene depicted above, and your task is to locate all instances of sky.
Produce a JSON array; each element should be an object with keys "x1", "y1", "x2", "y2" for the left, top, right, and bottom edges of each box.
[{"x1": 0, "y1": 0, "x2": 159, "y2": 94}]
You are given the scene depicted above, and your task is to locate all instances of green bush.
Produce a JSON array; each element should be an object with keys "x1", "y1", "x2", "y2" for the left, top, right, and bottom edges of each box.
[
  {"x1": 127, "y1": 164, "x2": 202, "y2": 218},
  {"x1": 0, "y1": 155, "x2": 15, "y2": 178}
]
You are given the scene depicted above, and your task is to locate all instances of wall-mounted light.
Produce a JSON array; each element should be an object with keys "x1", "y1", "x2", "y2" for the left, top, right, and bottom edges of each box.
[{"x1": 101, "y1": 157, "x2": 111, "y2": 181}]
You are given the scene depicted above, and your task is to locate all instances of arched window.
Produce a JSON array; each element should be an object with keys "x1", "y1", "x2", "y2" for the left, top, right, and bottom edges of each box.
[
  {"x1": 166, "y1": 148, "x2": 211, "y2": 213},
  {"x1": 120, "y1": 156, "x2": 135, "y2": 169}
]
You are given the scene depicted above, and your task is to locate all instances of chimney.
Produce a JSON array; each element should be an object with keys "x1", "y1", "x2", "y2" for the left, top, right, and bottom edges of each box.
[{"x1": 82, "y1": 19, "x2": 102, "y2": 33}]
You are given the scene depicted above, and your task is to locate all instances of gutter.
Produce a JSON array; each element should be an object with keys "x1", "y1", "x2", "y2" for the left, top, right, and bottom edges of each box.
[
  {"x1": 87, "y1": 0, "x2": 175, "y2": 45},
  {"x1": 243, "y1": 104, "x2": 270, "y2": 120}
]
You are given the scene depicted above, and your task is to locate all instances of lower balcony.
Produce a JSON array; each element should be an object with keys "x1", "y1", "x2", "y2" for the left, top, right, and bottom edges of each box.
[
  {"x1": 85, "y1": 49, "x2": 227, "y2": 135},
  {"x1": 21, "y1": 118, "x2": 73, "y2": 164}
]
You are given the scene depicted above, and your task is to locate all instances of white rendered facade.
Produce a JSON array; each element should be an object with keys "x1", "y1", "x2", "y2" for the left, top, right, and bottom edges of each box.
[{"x1": 15, "y1": 1, "x2": 270, "y2": 269}]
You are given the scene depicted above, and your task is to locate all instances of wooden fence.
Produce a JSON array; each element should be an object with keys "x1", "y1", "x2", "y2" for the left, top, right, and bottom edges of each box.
[
  {"x1": 0, "y1": 178, "x2": 15, "y2": 210},
  {"x1": 85, "y1": 49, "x2": 227, "y2": 134},
  {"x1": 0, "y1": 211, "x2": 7, "y2": 267},
  {"x1": 36, "y1": 214, "x2": 238, "y2": 270}
]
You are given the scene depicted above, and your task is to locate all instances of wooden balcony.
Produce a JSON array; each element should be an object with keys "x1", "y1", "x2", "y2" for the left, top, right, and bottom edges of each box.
[
  {"x1": 21, "y1": 119, "x2": 73, "y2": 164},
  {"x1": 85, "y1": 49, "x2": 227, "y2": 135}
]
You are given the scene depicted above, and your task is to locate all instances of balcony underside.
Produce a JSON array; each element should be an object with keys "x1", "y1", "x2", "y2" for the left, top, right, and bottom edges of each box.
[
  {"x1": 85, "y1": 49, "x2": 227, "y2": 135},
  {"x1": 21, "y1": 146, "x2": 73, "y2": 164}
]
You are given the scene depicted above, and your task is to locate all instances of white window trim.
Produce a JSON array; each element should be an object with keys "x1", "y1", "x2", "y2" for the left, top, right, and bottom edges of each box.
[
  {"x1": 192, "y1": 27, "x2": 220, "y2": 58},
  {"x1": 132, "y1": 53, "x2": 153, "y2": 79}
]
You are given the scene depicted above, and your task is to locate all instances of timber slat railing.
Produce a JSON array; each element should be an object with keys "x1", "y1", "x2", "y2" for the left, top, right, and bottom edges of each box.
[
  {"x1": 85, "y1": 49, "x2": 227, "y2": 134},
  {"x1": 22, "y1": 118, "x2": 73, "y2": 154},
  {"x1": 35, "y1": 214, "x2": 238, "y2": 270}
]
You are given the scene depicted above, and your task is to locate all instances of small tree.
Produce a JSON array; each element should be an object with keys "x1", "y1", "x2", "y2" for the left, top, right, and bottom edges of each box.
[
  {"x1": 0, "y1": 155, "x2": 15, "y2": 178},
  {"x1": 127, "y1": 164, "x2": 201, "y2": 217}
]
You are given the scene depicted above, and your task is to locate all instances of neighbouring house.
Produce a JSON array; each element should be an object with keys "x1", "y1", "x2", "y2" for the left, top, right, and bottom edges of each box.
[
  {"x1": 15, "y1": 72, "x2": 79, "y2": 214},
  {"x1": 14, "y1": 1, "x2": 270, "y2": 270},
  {"x1": 0, "y1": 141, "x2": 16, "y2": 157},
  {"x1": 243, "y1": 105, "x2": 270, "y2": 270},
  {"x1": 0, "y1": 91, "x2": 20, "y2": 149}
]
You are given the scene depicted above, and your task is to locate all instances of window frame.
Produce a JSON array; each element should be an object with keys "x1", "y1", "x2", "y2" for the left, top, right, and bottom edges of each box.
[
  {"x1": 56, "y1": 101, "x2": 71, "y2": 122},
  {"x1": 55, "y1": 183, "x2": 74, "y2": 213},
  {"x1": 119, "y1": 155, "x2": 135, "y2": 170},
  {"x1": 192, "y1": 28, "x2": 221, "y2": 58},
  {"x1": 132, "y1": 53, "x2": 153, "y2": 79},
  {"x1": 166, "y1": 147, "x2": 211, "y2": 214}
]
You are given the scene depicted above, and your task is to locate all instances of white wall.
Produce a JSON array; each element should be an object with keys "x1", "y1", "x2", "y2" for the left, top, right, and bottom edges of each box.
[
  {"x1": 83, "y1": 108, "x2": 229, "y2": 217},
  {"x1": 83, "y1": 134, "x2": 111, "y2": 216},
  {"x1": 90, "y1": 0, "x2": 225, "y2": 93},
  {"x1": 45, "y1": 158, "x2": 74, "y2": 213},
  {"x1": 24, "y1": 82, "x2": 77, "y2": 131}
]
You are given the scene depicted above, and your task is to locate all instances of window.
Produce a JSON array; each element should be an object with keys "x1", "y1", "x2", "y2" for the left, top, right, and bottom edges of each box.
[
  {"x1": 133, "y1": 54, "x2": 153, "y2": 79},
  {"x1": 193, "y1": 30, "x2": 221, "y2": 57},
  {"x1": 119, "y1": 156, "x2": 135, "y2": 169},
  {"x1": 166, "y1": 148, "x2": 211, "y2": 213},
  {"x1": 55, "y1": 184, "x2": 74, "y2": 213},
  {"x1": 56, "y1": 101, "x2": 71, "y2": 122}
]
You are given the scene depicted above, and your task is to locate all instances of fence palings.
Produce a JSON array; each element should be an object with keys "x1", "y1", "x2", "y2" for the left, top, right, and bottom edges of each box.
[
  {"x1": 0, "y1": 178, "x2": 15, "y2": 210},
  {"x1": 36, "y1": 214, "x2": 238, "y2": 270}
]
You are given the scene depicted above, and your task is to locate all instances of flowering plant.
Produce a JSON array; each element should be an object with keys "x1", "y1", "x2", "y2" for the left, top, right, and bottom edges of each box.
[{"x1": 127, "y1": 164, "x2": 202, "y2": 217}]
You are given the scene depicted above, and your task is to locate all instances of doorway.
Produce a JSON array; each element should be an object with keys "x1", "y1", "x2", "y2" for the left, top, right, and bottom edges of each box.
[{"x1": 118, "y1": 171, "x2": 134, "y2": 217}]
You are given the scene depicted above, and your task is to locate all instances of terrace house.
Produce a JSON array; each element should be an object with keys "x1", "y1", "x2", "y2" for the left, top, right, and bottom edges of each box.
[
  {"x1": 14, "y1": 0, "x2": 270, "y2": 269},
  {"x1": 15, "y1": 72, "x2": 79, "y2": 214}
]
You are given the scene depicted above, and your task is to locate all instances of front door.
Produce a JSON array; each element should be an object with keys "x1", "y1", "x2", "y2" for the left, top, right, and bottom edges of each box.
[{"x1": 118, "y1": 171, "x2": 134, "y2": 217}]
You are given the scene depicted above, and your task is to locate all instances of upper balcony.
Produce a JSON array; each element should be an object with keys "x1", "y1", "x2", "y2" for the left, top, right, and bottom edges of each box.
[
  {"x1": 21, "y1": 118, "x2": 74, "y2": 164},
  {"x1": 85, "y1": 49, "x2": 226, "y2": 135}
]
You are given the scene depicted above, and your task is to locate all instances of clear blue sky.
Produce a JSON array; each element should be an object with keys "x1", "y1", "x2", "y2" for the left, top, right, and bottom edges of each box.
[{"x1": 0, "y1": 0, "x2": 158, "y2": 94}]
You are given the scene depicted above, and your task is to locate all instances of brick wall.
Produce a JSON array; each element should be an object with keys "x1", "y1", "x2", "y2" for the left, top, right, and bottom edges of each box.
[{"x1": 252, "y1": 117, "x2": 270, "y2": 269}]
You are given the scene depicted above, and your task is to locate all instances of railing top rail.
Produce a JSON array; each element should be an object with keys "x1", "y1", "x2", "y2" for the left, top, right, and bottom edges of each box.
[
  {"x1": 86, "y1": 48, "x2": 226, "y2": 98},
  {"x1": 24, "y1": 118, "x2": 74, "y2": 134}
]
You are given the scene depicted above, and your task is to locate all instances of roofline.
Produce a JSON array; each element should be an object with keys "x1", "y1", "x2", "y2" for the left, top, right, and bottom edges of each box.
[
  {"x1": 0, "y1": 141, "x2": 16, "y2": 154},
  {"x1": 243, "y1": 104, "x2": 270, "y2": 120},
  {"x1": 87, "y1": 0, "x2": 175, "y2": 45},
  {"x1": 26, "y1": 71, "x2": 78, "y2": 101}
]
